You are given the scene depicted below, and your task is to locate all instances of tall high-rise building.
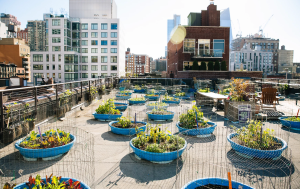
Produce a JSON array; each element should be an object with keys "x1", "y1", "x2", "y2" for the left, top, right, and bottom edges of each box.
[
  {"x1": 220, "y1": 8, "x2": 233, "y2": 49},
  {"x1": 27, "y1": 21, "x2": 46, "y2": 51},
  {"x1": 167, "y1": 14, "x2": 180, "y2": 44}
]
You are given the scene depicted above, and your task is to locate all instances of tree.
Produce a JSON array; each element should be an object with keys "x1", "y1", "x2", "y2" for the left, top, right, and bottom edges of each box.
[
  {"x1": 207, "y1": 61, "x2": 214, "y2": 70},
  {"x1": 200, "y1": 61, "x2": 206, "y2": 70},
  {"x1": 214, "y1": 61, "x2": 220, "y2": 71},
  {"x1": 192, "y1": 60, "x2": 198, "y2": 70},
  {"x1": 221, "y1": 61, "x2": 227, "y2": 71}
]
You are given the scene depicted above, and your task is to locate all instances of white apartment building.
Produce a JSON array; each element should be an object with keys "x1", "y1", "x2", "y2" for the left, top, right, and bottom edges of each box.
[
  {"x1": 230, "y1": 43, "x2": 274, "y2": 74},
  {"x1": 31, "y1": 0, "x2": 124, "y2": 83}
]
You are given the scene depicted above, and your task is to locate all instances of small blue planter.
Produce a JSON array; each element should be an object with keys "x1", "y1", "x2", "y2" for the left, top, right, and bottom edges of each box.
[
  {"x1": 130, "y1": 136, "x2": 187, "y2": 163},
  {"x1": 93, "y1": 112, "x2": 123, "y2": 121},
  {"x1": 174, "y1": 95, "x2": 190, "y2": 100},
  {"x1": 176, "y1": 121, "x2": 217, "y2": 136},
  {"x1": 134, "y1": 89, "x2": 146, "y2": 93},
  {"x1": 118, "y1": 92, "x2": 132, "y2": 95},
  {"x1": 145, "y1": 95, "x2": 160, "y2": 101},
  {"x1": 114, "y1": 102, "x2": 128, "y2": 111},
  {"x1": 182, "y1": 178, "x2": 254, "y2": 189},
  {"x1": 147, "y1": 111, "x2": 175, "y2": 121},
  {"x1": 128, "y1": 99, "x2": 147, "y2": 105},
  {"x1": 279, "y1": 96, "x2": 285, "y2": 101},
  {"x1": 15, "y1": 134, "x2": 76, "y2": 159},
  {"x1": 14, "y1": 177, "x2": 90, "y2": 189},
  {"x1": 162, "y1": 99, "x2": 180, "y2": 104},
  {"x1": 109, "y1": 121, "x2": 147, "y2": 135},
  {"x1": 227, "y1": 133, "x2": 287, "y2": 159},
  {"x1": 115, "y1": 95, "x2": 131, "y2": 100},
  {"x1": 119, "y1": 87, "x2": 125, "y2": 91},
  {"x1": 279, "y1": 117, "x2": 300, "y2": 130},
  {"x1": 146, "y1": 103, "x2": 169, "y2": 110}
]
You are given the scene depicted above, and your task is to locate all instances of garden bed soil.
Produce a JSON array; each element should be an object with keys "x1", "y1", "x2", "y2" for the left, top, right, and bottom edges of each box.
[
  {"x1": 150, "y1": 111, "x2": 173, "y2": 115},
  {"x1": 195, "y1": 184, "x2": 234, "y2": 189},
  {"x1": 114, "y1": 104, "x2": 124, "y2": 106},
  {"x1": 112, "y1": 122, "x2": 145, "y2": 129},
  {"x1": 179, "y1": 123, "x2": 211, "y2": 129},
  {"x1": 231, "y1": 136, "x2": 282, "y2": 151}
]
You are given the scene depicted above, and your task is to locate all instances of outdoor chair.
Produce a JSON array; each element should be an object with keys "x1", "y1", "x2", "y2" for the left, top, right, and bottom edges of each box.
[{"x1": 261, "y1": 88, "x2": 277, "y2": 111}]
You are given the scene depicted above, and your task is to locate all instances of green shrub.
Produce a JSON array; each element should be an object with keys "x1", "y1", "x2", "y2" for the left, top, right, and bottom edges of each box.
[
  {"x1": 214, "y1": 61, "x2": 220, "y2": 71},
  {"x1": 200, "y1": 61, "x2": 206, "y2": 70},
  {"x1": 221, "y1": 61, "x2": 227, "y2": 71},
  {"x1": 207, "y1": 61, "x2": 214, "y2": 70},
  {"x1": 192, "y1": 60, "x2": 199, "y2": 70}
]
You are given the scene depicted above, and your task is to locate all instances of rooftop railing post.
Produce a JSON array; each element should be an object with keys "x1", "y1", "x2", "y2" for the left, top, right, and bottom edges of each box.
[
  {"x1": 0, "y1": 92, "x2": 4, "y2": 133},
  {"x1": 34, "y1": 87, "x2": 37, "y2": 118},
  {"x1": 89, "y1": 80, "x2": 91, "y2": 94},
  {"x1": 56, "y1": 85, "x2": 58, "y2": 117},
  {"x1": 81, "y1": 81, "x2": 83, "y2": 98}
]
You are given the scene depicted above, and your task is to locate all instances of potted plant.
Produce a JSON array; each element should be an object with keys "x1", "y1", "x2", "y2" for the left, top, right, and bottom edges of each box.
[
  {"x1": 128, "y1": 97, "x2": 147, "y2": 105},
  {"x1": 60, "y1": 90, "x2": 74, "y2": 115},
  {"x1": 147, "y1": 108, "x2": 174, "y2": 121},
  {"x1": 145, "y1": 93, "x2": 160, "y2": 101},
  {"x1": 133, "y1": 85, "x2": 147, "y2": 93},
  {"x1": 198, "y1": 88, "x2": 210, "y2": 93},
  {"x1": 21, "y1": 103, "x2": 30, "y2": 136},
  {"x1": 148, "y1": 89, "x2": 160, "y2": 95},
  {"x1": 182, "y1": 178, "x2": 254, "y2": 189},
  {"x1": 109, "y1": 116, "x2": 147, "y2": 135},
  {"x1": 162, "y1": 94, "x2": 180, "y2": 104},
  {"x1": 88, "y1": 86, "x2": 98, "y2": 102},
  {"x1": 14, "y1": 174, "x2": 90, "y2": 189},
  {"x1": 176, "y1": 105, "x2": 217, "y2": 136},
  {"x1": 279, "y1": 116, "x2": 300, "y2": 130},
  {"x1": 26, "y1": 118, "x2": 36, "y2": 132},
  {"x1": 15, "y1": 129, "x2": 76, "y2": 160},
  {"x1": 113, "y1": 102, "x2": 128, "y2": 111},
  {"x1": 2, "y1": 104, "x2": 16, "y2": 144},
  {"x1": 118, "y1": 90, "x2": 132, "y2": 95},
  {"x1": 130, "y1": 126, "x2": 187, "y2": 163},
  {"x1": 116, "y1": 92, "x2": 131, "y2": 100},
  {"x1": 93, "y1": 99, "x2": 122, "y2": 121},
  {"x1": 146, "y1": 102, "x2": 169, "y2": 110},
  {"x1": 174, "y1": 92, "x2": 189, "y2": 100},
  {"x1": 227, "y1": 120, "x2": 287, "y2": 159}
]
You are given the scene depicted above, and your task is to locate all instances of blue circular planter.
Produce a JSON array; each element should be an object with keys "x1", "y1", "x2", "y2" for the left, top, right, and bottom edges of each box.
[
  {"x1": 93, "y1": 112, "x2": 123, "y2": 121},
  {"x1": 146, "y1": 103, "x2": 169, "y2": 110},
  {"x1": 147, "y1": 111, "x2": 175, "y2": 121},
  {"x1": 14, "y1": 177, "x2": 90, "y2": 189},
  {"x1": 118, "y1": 92, "x2": 132, "y2": 95},
  {"x1": 130, "y1": 136, "x2": 187, "y2": 163},
  {"x1": 279, "y1": 96, "x2": 285, "y2": 101},
  {"x1": 227, "y1": 133, "x2": 287, "y2": 159},
  {"x1": 15, "y1": 134, "x2": 76, "y2": 159},
  {"x1": 279, "y1": 117, "x2": 300, "y2": 130},
  {"x1": 109, "y1": 121, "x2": 147, "y2": 135},
  {"x1": 176, "y1": 121, "x2": 217, "y2": 136},
  {"x1": 145, "y1": 95, "x2": 160, "y2": 101},
  {"x1": 128, "y1": 99, "x2": 146, "y2": 105},
  {"x1": 134, "y1": 89, "x2": 146, "y2": 93},
  {"x1": 162, "y1": 99, "x2": 180, "y2": 104},
  {"x1": 114, "y1": 102, "x2": 128, "y2": 111},
  {"x1": 174, "y1": 95, "x2": 190, "y2": 100},
  {"x1": 119, "y1": 87, "x2": 125, "y2": 91},
  {"x1": 116, "y1": 95, "x2": 131, "y2": 100},
  {"x1": 182, "y1": 178, "x2": 254, "y2": 189}
]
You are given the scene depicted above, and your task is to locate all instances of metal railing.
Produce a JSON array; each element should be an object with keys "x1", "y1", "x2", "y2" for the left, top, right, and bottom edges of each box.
[{"x1": 193, "y1": 49, "x2": 223, "y2": 58}]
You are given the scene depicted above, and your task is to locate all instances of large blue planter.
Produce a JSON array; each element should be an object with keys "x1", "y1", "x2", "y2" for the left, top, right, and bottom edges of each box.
[
  {"x1": 279, "y1": 117, "x2": 300, "y2": 130},
  {"x1": 227, "y1": 133, "x2": 287, "y2": 159},
  {"x1": 128, "y1": 99, "x2": 147, "y2": 105},
  {"x1": 145, "y1": 95, "x2": 160, "y2": 101},
  {"x1": 147, "y1": 111, "x2": 175, "y2": 121},
  {"x1": 130, "y1": 136, "x2": 187, "y2": 163},
  {"x1": 162, "y1": 99, "x2": 180, "y2": 104},
  {"x1": 176, "y1": 121, "x2": 217, "y2": 136},
  {"x1": 117, "y1": 91, "x2": 132, "y2": 95},
  {"x1": 134, "y1": 89, "x2": 146, "y2": 93},
  {"x1": 182, "y1": 178, "x2": 254, "y2": 189},
  {"x1": 109, "y1": 121, "x2": 147, "y2": 135},
  {"x1": 146, "y1": 103, "x2": 169, "y2": 110},
  {"x1": 119, "y1": 87, "x2": 125, "y2": 91},
  {"x1": 15, "y1": 134, "x2": 76, "y2": 159},
  {"x1": 115, "y1": 95, "x2": 131, "y2": 100},
  {"x1": 114, "y1": 102, "x2": 128, "y2": 111},
  {"x1": 14, "y1": 177, "x2": 90, "y2": 189},
  {"x1": 174, "y1": 95, "x2": 190, "y2": 100},
  {"x1": 93, "y1": 112, "x2": 123, "y2": 121}
]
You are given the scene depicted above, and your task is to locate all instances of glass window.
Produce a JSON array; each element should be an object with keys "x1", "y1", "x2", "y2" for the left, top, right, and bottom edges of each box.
[
  {"x1": 101, "y1": 23, "x2": 107, "y2": 30},
  {"x1": 46, "y1": 54, "x2": 49, "y2": 62},
  {"x1": 101, "y1": 56, "x2": 107, "y2": 63},
  {"x1": 183, "y1": 39, "x2": 195, "y2": 53},
  {"x1": 64, "y1": 29, "x2": 71, "y2": 37},
  {"x1": 213, "y1": 39, "x2": 225, "y2": 53},
  {"x1": 82, "y1": 65, "x2": 88, "y2": 71},
  {"x1": 111, "y1": 32, "x2": 117, "y2": 38},
  {"x1": 52, "y1": 19, "x2": 60, "y2": 26},
  {"x1": 82, "y1": 48, "x2": 88, "y2": 53},
  {"x1": 111, "y1": 23, "x2": 117, "y2": 30},
  {"x1": 59, "y1": 73, "x2": 61, "y2": 79},
  {"x1": 91, "y1": 48, "x2": 98, "y2": 53},
  {"x1": 65, "y1": 65, "x2": 78, "y2": 72},
  {"x1": 72, "y1": 23, "x2": 80, "y2": 30},
  {"x1": 34, "y1": 73, "x2": 43, "y2": 78},
  {"x1": 82, "y1": 73, "x2": 88, "y2": 78},
  {"x1": 52, "y1": 37, "x2": 61, "y2": 43},
  {"x1": 111, "y1": 73, "x2": 117, "y2": 76},
  {"x1": 82, "y1": 56, "x2": 88, "y2": 63},
  {"x1": 91, "y1": 73, "x2": 98, "y2": 78},
  {"x1": 81, "y1": 23, "x2": 88, "y2": 30},
  {"x1": 33, "y1": 54, "x2": 43, "y2": 62},
  {"x1": 52, "y1": 64, "x2": 55, "y2": 70},
  {"x1": 33, "y1": 64, "x2": 43, "y2": 70},
  {"x1": 64, "y1": 38, "x2": 71, "y2": 46},
  {"x1": 111, "y1": 40, "x2": 117, "y2": 45},
  {"x1": 52, "y1": 29, "x2": 60, "y2": 34},
  {"x1": 59, "y1": 65, "x2": 61, "y2": 70},
  {"x1": 91, "y1": 32, "x2": 98, "y2": 38},
  {"x1": 91, "y1": 23, "x2": 98, "y2": 30},
  {"x1": 52, "y1": 54, "x2": 55, "y2": 62},
  {"x1": 111, "y1": 65, "x2": 117, "y2": 71},
  {"x1": 52, "y1": 46, "x2": 61, "y2": 51},
  {"x1": 58, "y1": 54, "x2": 61, "y2": 62},
  {"x1": 45, "y1": 19, "x2": 48, "y2": 28},
  {"x1": 64, "y1": 54, "x2": 79, "y2": 63},
  {"x1": 91, "y1": 56, "x2": 98, "y2": 63},
  {"x1": 91, "y1": 40, "x2": 98, "y2": 45},
  {"x1": 91, "y1": 65, "x2": 98, "y2": 71},
  {"x1": 101, "y1": 73, "x2": 107, "y2": 77},
  {"x1": 101, "y1": 40, "x2": 107, "y2": 45},
  {"x1": 101, "y1": 65, "x2": 107, "y2": 71},
  {"x1": 46, "y1": 64, "x2": 49, "y2": 70},
  {"x1": 81, "y1": 32, "x2": 88, "y2": 38},
  {"x1": 65, "y1": 73, "x2": 78, "y2": 81},
  {"x1": 101, "y1": 48, "x2": 107, "y2": 53},
  {"x1": 111, "y1": 48, "x2": 117, "y2": 53},
  {"x1": 111, "y1": 56, "x2": 117, "y2": 63},
  {"x1": 101, "y1": 32, "x2": 107, "y2": 38},
  {"x1": 81, "y1": 40, "x2": 88, "y2": 46}
]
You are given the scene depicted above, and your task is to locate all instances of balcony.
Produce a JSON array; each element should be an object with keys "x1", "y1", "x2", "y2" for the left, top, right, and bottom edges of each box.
[
  {"x1": 22, "y1": 61, "x2": 29, "y2": 65},
  {"x1": 192, "y1": 49, "x2": 223, "y2": 59}
]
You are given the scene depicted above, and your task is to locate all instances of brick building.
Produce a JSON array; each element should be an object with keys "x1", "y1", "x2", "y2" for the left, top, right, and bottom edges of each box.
[
  {"x1": 125, "y1": 48, "x2": 151, "y2": 75},
  {"x1": 167, "y1": 2, "x2": 230, "y2": 78},
  {"x1": 17, "y1": 28, "x2": 28, "y2": 43}
]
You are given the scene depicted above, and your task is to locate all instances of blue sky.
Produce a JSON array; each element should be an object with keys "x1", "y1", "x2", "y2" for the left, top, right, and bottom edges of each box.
[{"x1": 1, "y1": 0, "x2": 300, "y2": 62}]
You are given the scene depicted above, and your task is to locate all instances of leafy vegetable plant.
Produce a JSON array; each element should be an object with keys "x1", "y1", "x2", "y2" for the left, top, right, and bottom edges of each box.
[
  {"x1": 163, "y1": 94, "x2": 179, "y2": 101},
  {"x1": 95, "y1": 99, "x2": 120, "y2": 115},
  {"x1": 175, "y1": 92, "x2": 186, "y2": 97},
  {"x1": 284, "y1": 117, "x2": 300, "y2": 122},
  {"x1": 129, "y1": 97, "x2": 146, "y2": 101},
  {"x1": 117, "y1": 116, "x2": 132, "y2": 128},
  {"x1": 179, "y1": 105, "x2": 208, "y2": 129}
]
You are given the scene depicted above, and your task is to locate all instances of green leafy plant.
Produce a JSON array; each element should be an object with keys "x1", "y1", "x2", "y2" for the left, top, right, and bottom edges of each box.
[
  {"x1": 229, "y1": 78, "x2": 249, "y2": 101},
  {"x1": 221, "y1": 61, "x2": 227, "y2": 71},
  {"x1": 199, "y1": 61, "x2": 206, "y2": 70},
  {"x1": 192, "y1": 60, "x2": 199, "y2": 70},
  {"x1": 284, "y1": 117, "x2": 300, "y2": 122},
  {"x1": 214, "y1": 61, "x2": 220, "y2": 71},
  {"x1": 129, "y1": 97, "x2": 146, "y2": 101},
  {"x1": 146, "y1": 94, "x2": 159, "y2": 97},
  {"x1": 95, "y1": 99, "x2": 120, "y2": 115},
  {"x1": 90, "y1": 86, "x2": 98, "y2": 96},
  {"x1": 163, "y1": 94, "x2": 179, "y2": 101},
  {"x1": 198, "y1": 88, "x2": 210, "y2": 93},
  {"x1": 117, "y1": 116, "x2": 132, "y2": 128},
  {"x1": 179, "y1": 105, "x2": 208, "y2": 129},
  {"x1": 132, "y1": 126, "x2": 185, "y2": 153},
  {"x1": 61, "y1": 90, "x2": 74, "y2": 105},
  {"x1": 150, "y1": 108, "x2": 172, "y2": 115},
  {"x1": 148, "y1": 102, "x2": 167, "y2": 107},
  {"x1": 232, "y1": 120, "x2": 281, "y2": 150},
  {"x1": 120, "y1": 90, "x2": 131, "y2": 94},
  {"x1": 175, "y1": 92, "x2": 186, "y2": 97},
  {"x1": 207, "y1": 61, "x2": 214, "y2": 70}
]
